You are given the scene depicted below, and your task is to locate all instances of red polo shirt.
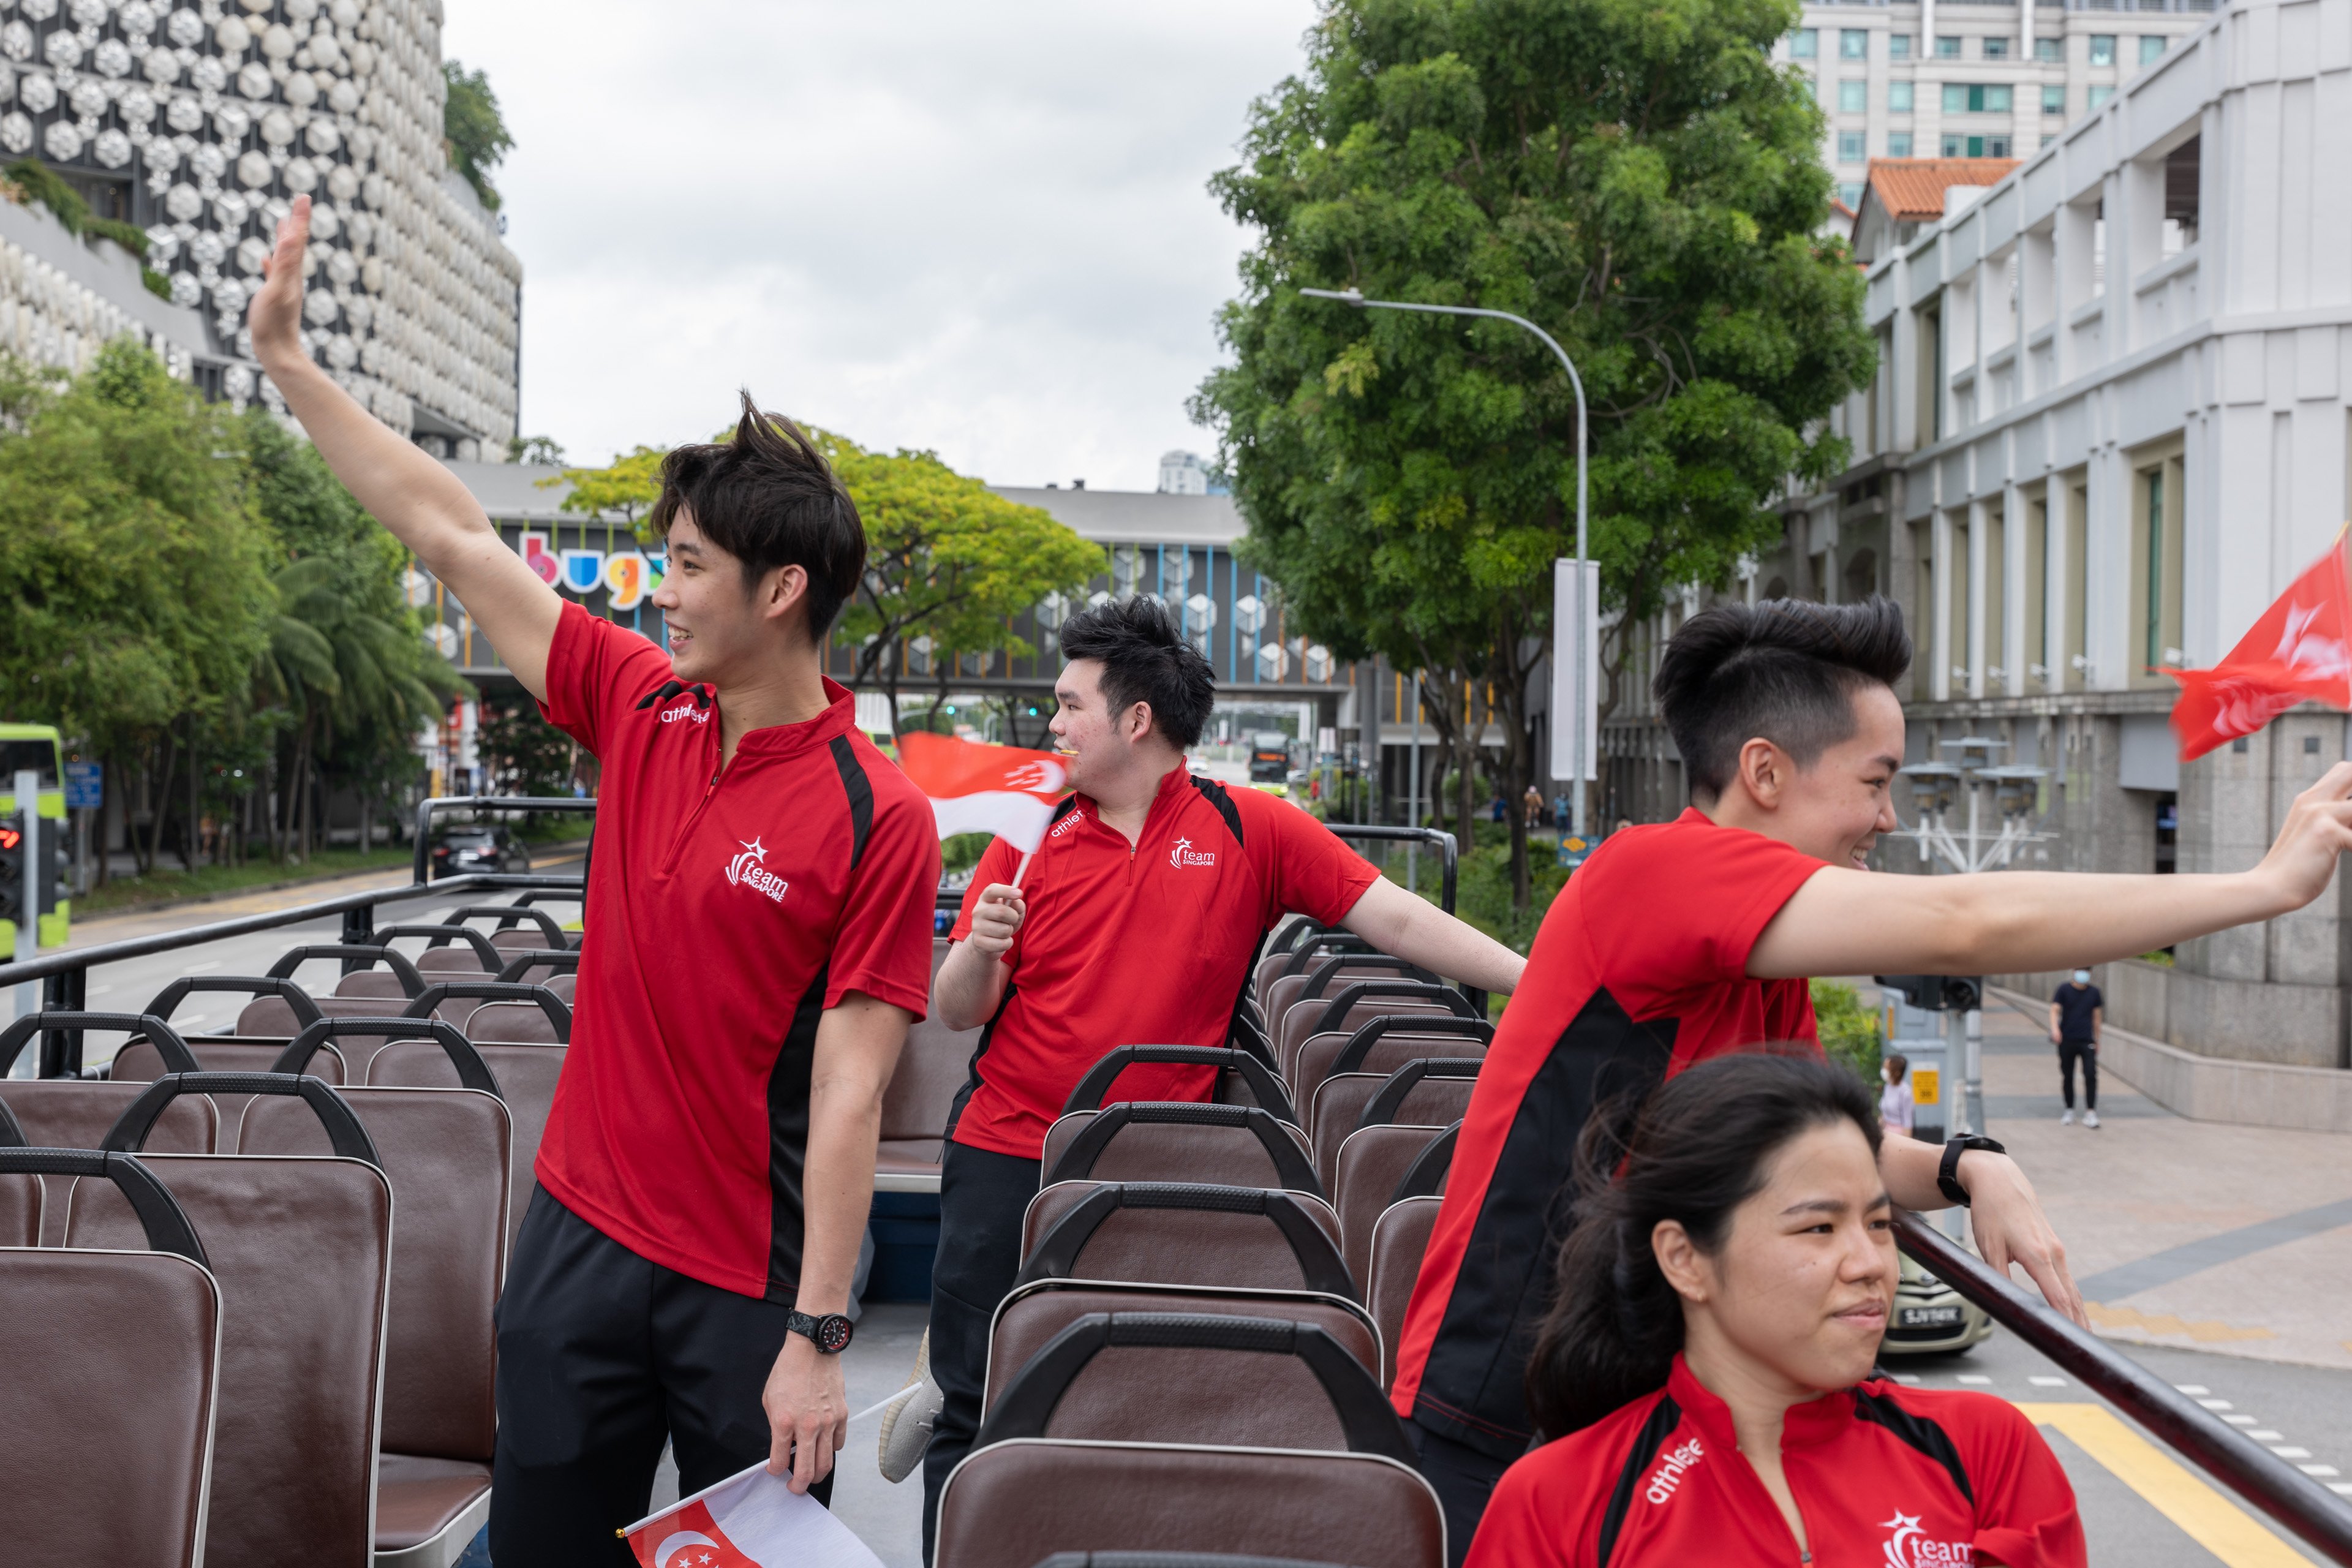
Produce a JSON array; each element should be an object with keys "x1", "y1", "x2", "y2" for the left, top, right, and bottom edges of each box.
[
  {"x1": 1467, "y1": 1356, "x2": 2086, "y2": 1567},
  {"x1": 1393, "y1": 809, "x2": 1828, "y2": 1453},
  {"x1": 946, "y1": 765, "x2": 1379, "y2": 1160},
  {"x1": 533, "y1": 602, "x2": 940, "y2": 1300}
]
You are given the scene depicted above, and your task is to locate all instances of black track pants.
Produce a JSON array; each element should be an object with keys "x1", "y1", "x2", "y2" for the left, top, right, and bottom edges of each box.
[
  {"x1": 1411, "y1": 1420, "x2": 1515, "y2": 1567},
  {"x1": 2059, "y1": 1038, "x2": 2098, "y2": 1110},
  {"x1": 920, "y1": 1140, "x2": 1041, "y2": 1564},
  {"x1": 489, "y1": 1186, "x2": 831, "y2": 1567}
]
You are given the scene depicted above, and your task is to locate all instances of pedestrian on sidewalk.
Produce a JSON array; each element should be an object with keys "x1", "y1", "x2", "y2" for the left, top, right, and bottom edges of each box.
[
  {"x1": 2049, "y1": 969, "x2": 2103, "y2": 1128},
  {"x1": 1879, "y1": 1051, "x2": 1914, "y2": 1137}
]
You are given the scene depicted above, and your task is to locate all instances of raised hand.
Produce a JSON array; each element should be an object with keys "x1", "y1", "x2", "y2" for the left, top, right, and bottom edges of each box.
[{"x1": 248, "y1": 192, "x2": 313, "y2": 368}]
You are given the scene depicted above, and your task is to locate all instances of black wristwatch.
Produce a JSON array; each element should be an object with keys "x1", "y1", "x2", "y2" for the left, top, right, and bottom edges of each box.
[
  {"x1": 1939, "y1": 1134, "x2": 2007, "y2": 1206},
  {"x1": 786, "y1": 1310, "x2": 854, "y2": 1354}
]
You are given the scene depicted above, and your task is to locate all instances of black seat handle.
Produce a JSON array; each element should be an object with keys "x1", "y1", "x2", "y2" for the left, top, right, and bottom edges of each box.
[
  {"x1": 1270, "y1": 919, "x2": 1337, "y2": 957},
  {"x1": 1390, "y1": 1123, "x2": 1460, "y2": 1204},
  {"x1": 1313, "y1": 982, "x2": 1481, "y2": 1034},
  {"x1": 1224, "y1": 1011, "x2": 1275, "y2": 1070},
  {"x1": 1328, "y1": 1015, "x2": 1494, "y2": 1077},
  {"x1": 145, "y1": 976, "x2": 323, "y2": 1033},
  {"x1": 1013, "y1": 1182, "x2": 1354, "y2": 1298},
  {"x1": 1359, "y1": 1059, "x2": 1484, "y2": 1131},
  {"x1": 442, "y1": 904, "x2": 568, "y2": 946},
  {"x1": 494, "y1": 949, "x2": 581, "y2": 983},
  {"x1": 1276, "y1": 932, "x2": 1374, "y2": 981},
  {"x1": 274, "y1": 1017, "x2": 502, "y2": 1099},
  {"x1": 0, "y1": 1096, "x2": 23, "y2": 1146},
  {"x1": 1045, "y1": 1102, "x2": 1325, "y2": 1199},
  {"x1": 402, "y1": 982, "x2": 571, "y2": 1042},
  {"x1": 364, "y1": 924, "x2": 503, "y2": 970},
  {"x1": 974, "y1": 1311, "x2": 1414, "y2": 1464},
  {"x1": 1298, "y1": 953, "x2": 1436, "y2": 1002},
  {"x1": 102, "y1": 1072, "x2": 380, "y2": 1166},
  {"x1": 0, "y1": 1148, "x2": 208, "y2": 1266},
  {"x1": 266, "y1": 945, "x2": 426, "y2": 997},
  {"x1": 0, "y1": 1012, "x2": 200, "y2": 1078},
  {"x1": 1062, "y1": 1046, "x2": 1296, "y2": 1125}
]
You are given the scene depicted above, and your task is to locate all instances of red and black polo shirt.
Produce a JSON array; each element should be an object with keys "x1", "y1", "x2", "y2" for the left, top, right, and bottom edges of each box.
[
  {"x1": 946, "y1": 763, "x2": 1378, "y2": 1161},
  {"x1": 1392, "y1": 809, "x2": 1828, "y2": 1454},
  {"x1": 1467, "y1": 1356, "x2": 2086, "y2": 1567},
  {"x1": 533, "y1": 601, "x2": 940, "y2": 1300}
]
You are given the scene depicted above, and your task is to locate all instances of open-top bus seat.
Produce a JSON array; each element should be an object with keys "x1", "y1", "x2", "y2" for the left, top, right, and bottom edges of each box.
[
  {"x1": 493, "y1": 948, "x2": 581, "y2": 988},
  {"x1": 1018, "y1": 1182, "x2": 1352, "y2": 1300},
  {"x1": 1275, "y1": 984, "x2": 1480, "y2": 1088},
  {"x1": 77, "y1": 1072, "x2": 393, "y2": 1568},
  {"x1": 986, "y1": 1280, "x2": 1381, "y2": 1440},
  {"x1": 346, "y1": 925, "x2": 505, "y2": 991},
  {"x1": 935, "y1": 1441, "x2": 1444, "y2": 1568},
  {"x1": 1061, "y1": 1045, "x2": 1299, "y2": 1128},
  {"x1": 0, "y1": 1148, "x2": 220, "y2": 1568},
  {"x1": 402, "y1": 981, "x2": 571, "y2": 1047},
  {"x1": 364, "y1": 1022, "x2": 559, "y2": 1257},
  {"x1": 255, "y1": 945, "x2": 428, "y2": 1030},
  {"x1": 1335, "y1": 1123, "x2": 1457, "y2": 1291},
  {"x1": 147, "y1": 974, "x2": 324, "y2": 1035},
  {"x1": 1366, "y1": 1195, "x2": 1445, "y2": 1393},
  {"x1": 440, "y1": 903, "x2": 570, "y2": 954},
  {"x1": 257, "y1": 1020, "x2": 511, "y2": 1566},
  {"x1": 877, "y1": 1009, "x2": 981, "y2": 1193},
  {"x1": 1040, "y1": 1103, "x2": 1321, "y2": 1199},
  {"x1": 1291, "y1": 1018, "x2": 1491, "y2": 1136},
  {"x1": 1262, "y1": 955, "x2": 1438, "y2": 1056},
  {"x1": 1249, "y1": 924, "x2": 1369, "y2": 1002},
  {"x1": 1310, "y1": 1058, "x2": 1481, "y2": 1194},
  {"x1": 0, "y1": 1013, "x2": 216, "y2": 1242}
]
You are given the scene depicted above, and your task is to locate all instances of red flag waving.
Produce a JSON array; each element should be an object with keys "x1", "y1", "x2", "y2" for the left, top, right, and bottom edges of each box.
[
  {"x1": 2167, "y1": 533, "x2": 2352, "y2": 760},
  {"x1": 894, "y1": 731, "x2": 1072, "y2": 853}
]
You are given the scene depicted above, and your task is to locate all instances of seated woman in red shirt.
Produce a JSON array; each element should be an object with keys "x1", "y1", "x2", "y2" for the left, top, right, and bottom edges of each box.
[{"x1": 1467, "y1": 1052, "x2": 2086, "y2": 1568}]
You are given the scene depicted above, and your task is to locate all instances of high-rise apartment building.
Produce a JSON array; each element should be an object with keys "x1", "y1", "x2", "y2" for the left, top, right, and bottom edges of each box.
[{"x1": 1784, "y1": 0, "x2": 2217, "y2": 213}]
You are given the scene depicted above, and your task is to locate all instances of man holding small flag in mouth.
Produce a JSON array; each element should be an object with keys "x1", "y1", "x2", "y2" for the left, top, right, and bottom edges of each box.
[{"x1": 910, "y1": 594, "x2": 1527, "y2": 1558}]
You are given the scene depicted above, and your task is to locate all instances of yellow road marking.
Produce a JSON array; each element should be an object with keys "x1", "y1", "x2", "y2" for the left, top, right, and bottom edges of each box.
[{"x1": 2013, "y1": 1403, "x2": 2310, "y2": 1568}]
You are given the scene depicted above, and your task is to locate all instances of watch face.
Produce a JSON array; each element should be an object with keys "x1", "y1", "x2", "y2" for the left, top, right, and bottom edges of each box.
[{"x1": 816, "y1": 1314, "x2": 853, "y2": 1354}]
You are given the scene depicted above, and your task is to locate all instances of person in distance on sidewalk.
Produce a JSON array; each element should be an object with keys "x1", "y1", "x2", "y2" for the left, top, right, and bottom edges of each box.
[
  {"x1": 249, "y1": 197, "x2": 943, "y2": 1565},
  {"x1": 917, "y1": 595, "x2": 1526, "y2": 1562},
  {"x1": 2049, "y1": 969, "x2": 2103, "y2": 1128}
]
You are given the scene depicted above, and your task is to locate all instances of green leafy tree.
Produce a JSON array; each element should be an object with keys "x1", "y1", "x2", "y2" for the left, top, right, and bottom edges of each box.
[
  {"x1": 1193, "y1": 0, "x2": 1875, "y2": 906},
  {"x1": 0, "y1": 340, "x2": 276, "y2": 879},
  {"x1": 825, "y1": 434, "x2": 1105, "y2": 733},
  {"x1": 542, "y1": 445, "x2": 665, "y2": 540},
  {"x1": 442, "y1": 60, "x2": 513, "y2": 212},
  {"x1": 479, "y1": 700, "x2": 579, "y2": 826}
]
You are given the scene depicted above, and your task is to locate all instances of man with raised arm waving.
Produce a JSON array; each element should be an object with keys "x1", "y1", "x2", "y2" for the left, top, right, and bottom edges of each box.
[{"x1": 249, "y1": 197, "x2": 942, "y2": 1564}]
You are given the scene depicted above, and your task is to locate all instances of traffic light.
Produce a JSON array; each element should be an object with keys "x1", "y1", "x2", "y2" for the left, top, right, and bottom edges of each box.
[{"x1": 1874, "y1": 974, "x2": 1984, "y2": 1012}]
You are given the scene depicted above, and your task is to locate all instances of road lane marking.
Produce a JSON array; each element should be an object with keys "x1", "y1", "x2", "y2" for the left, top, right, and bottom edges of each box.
[
  {"x1": 2029, "y1": 1376, "x2": 2068, "y2": 1387},
  {"x1": 183, "y1": 960, "x2": 221, "y2": 974},
  {"x1": 2014, "y1": 1403, "x2": 2310, "y2": 1568}
]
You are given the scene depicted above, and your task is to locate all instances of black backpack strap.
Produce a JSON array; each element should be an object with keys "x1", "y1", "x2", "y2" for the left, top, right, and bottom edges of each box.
[
  {"x1": 1599, "y1": 1395, "x2": 1685, "y2": 1568},
  {"x1": 1188, "y1": 773, "x2": 1245, "y2": 848},
  {"x1": 1851, "y1": 1387, "x2": 1975, "y2": 1506},
  {"x1": 829, "y1": 734, "x2": 875, "y2": 870}
]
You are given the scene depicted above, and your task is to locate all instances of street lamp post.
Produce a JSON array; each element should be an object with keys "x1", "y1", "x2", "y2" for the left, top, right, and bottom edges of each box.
[{"x1": 1299, "y1": 287, "x2": 1593, "y2": 839}]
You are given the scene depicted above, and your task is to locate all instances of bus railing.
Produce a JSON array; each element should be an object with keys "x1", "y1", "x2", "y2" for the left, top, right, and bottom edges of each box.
[
  {"x1": 1895, "y1": 1211, "x2": 2352, "y2": 1566},
  {"x1": 2, "y1": 870, "x2": 585, "y2": 1078},
  {"x1": 1320, "y1": 824, "x2": 1480, "y2": 1013},
  {"x1": 412, "y1": 796, "x2": 598, "y2": 884}
]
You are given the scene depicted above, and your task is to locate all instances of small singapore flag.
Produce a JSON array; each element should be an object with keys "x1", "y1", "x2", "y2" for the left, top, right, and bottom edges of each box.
[
  {"x1": 622, "y1": 1461, "x2": 883, "y2": 1568},
  {"x1": 894, "y1": 731, "x2": 1072, "y2": 857}
]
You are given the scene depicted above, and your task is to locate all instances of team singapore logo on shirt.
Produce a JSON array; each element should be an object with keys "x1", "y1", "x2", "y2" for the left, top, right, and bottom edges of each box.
[
  {"x1": 1880, "y1": 1511, "x2": 1972, "y2": 1567},
  {"x1": 1643, "y1": 1436, "x2": 1705, "y2": 1504},
  {"x1": 725, "y1": 837, "x2": 789, "y2": 904},
  {"x1": 1169, "y1": 835, "x2": 1217, "y2": 869}
]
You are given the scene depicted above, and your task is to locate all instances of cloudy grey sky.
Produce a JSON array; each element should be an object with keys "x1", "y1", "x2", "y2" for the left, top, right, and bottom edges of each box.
[{"x1": 439, "y1": 1, "x2": 1318, "y2": 491}]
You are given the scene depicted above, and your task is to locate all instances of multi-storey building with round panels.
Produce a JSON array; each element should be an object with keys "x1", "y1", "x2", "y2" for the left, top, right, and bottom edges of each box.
[{"x1": 0, "y1": 0, "x2": 518, "y2": 456}]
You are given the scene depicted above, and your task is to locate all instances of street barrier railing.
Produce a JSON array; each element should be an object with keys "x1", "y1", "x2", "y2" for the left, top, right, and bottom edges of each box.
[
  {"x1": 412, "y1": 795, "x2": 597, "y2": 884},
  {"x1": 1896, "y1": 1211, "x2": 2352, "y2": 1566}
]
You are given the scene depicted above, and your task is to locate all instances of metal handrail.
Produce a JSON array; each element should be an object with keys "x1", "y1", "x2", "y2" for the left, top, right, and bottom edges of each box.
[
  {"x1": 413, "y1": 795, "x2": 597, "y2": 884},
  {"x1": 1320, "y1": 824, "x2": 1482, "y2": 1013},
  {"x1": 1895, "y1": 1212, "x2": 2352, "y2": 1566}
]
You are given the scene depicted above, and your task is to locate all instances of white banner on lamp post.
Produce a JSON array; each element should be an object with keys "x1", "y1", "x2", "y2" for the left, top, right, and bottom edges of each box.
[{"x1": 1550, "y1": 559, "x2": 1598, "y2": 785}]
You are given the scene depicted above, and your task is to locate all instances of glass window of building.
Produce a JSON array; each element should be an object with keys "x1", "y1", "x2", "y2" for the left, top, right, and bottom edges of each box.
[
  {"x1": 1838, "y1": 130, "x2": 1866, "y2": 162},
  {"x1": 1890, "y1": 80, "x2": 1915, "y2": 111},
  {"x1": 1935, "y1": 35, "x2": 1962, "y2": 58},
  {"x1": 1839, "y1": 181, "x2": 1864, "y2": 208},
  {"x1": 1942, "y1": 134, "x2": 2013, "y2": 157},
  {"x1": 2139, "y1": 35, "x2": 2168, "y2": 64},
  {"x1": 1839, "y1": 79, "x2": 1867, "y2": 111},
  {"x1": 1888, "y1": 131, "x2": 1914, "y2": 157},
  {"x1": 2090, "y1": 34, "x2": 2117, "y2": 65},
  {"x1": 2089, "y1": 84, "x2": 2114, "y2": 108},
  {"x1": 2042, "y1": 83, "x2": 2066, "y2": 115},
  {"x1": 1943, "y1": 83, "x2": 2014, "y2": 113},
  {"x1": 1841, "y1": 29, "x2": 1869, "y2": 58},
  {"x1": 1792, "y1": 28, "x2": 1819, "y2": 57},
  {"x1": 2035, "y1": 37, "x2": 2063, "y2": 62},
  {"x1": 1983, "y1": 36, "x2": 2010, "y2": 58},
  {"x1": 1889, "y1": 33, "x2": 1913, "y2": 58}
]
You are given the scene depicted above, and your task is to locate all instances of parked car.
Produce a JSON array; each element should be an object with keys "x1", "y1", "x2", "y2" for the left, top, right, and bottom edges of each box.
[
  {"x1": 1878, "y1": 1250, "x2": 1994, "y2": 1355},
  {"x1": 431, "y1": 824, "x2": 532, "y2": 878}
]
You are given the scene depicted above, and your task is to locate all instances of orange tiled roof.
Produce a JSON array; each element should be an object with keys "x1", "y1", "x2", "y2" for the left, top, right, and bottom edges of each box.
[{"x1": 1862, "y1": 157, "x2": 2021, "y2": 222}]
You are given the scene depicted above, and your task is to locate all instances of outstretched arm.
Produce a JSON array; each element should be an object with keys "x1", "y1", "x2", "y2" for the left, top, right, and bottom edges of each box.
[
  {"x1": 248, "y1": 194, "x2": 562, "y2": 700},
  {"x1": 1341, "y1": 876, "x2": 1525, "y2": 995},
  {"x1": 1749, "y1": 764, "x2": 2352, "y2": 979}
]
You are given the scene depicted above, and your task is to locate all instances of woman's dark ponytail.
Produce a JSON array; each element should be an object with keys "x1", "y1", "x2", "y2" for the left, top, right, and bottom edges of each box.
[{"x1": 1522, "y1": 1049, "x2": 1882, "y2": 1441}]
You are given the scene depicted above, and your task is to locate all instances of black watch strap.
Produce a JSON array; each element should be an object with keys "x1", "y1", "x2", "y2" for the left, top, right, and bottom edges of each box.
[
  {"x1": 1938, "y1": 1134, "x2": 2005, "y2": 1206},
  {"x1": 786, "y1": 1310, "x2": 854, "y2": 1354}
]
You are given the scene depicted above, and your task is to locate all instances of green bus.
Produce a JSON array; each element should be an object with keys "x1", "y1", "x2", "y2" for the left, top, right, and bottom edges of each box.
[{"x1": 0, "y1": 722, "x2": 69, "y2": 950}]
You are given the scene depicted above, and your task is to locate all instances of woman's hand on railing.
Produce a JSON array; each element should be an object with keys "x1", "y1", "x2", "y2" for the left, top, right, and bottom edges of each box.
[{"x1": 1956, "y1": 1148, "x2": 2088, "y2": 1327}]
